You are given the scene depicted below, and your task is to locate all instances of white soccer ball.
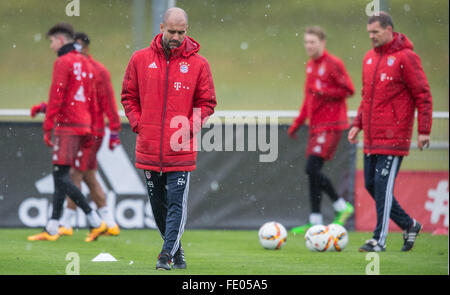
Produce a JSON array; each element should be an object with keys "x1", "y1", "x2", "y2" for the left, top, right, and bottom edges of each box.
[
  {"x1": 258, "y1": 221, "x2": 288, "y2": 250},
  {"x1": 327, "y1": 224, "x2": 349, "y2": 252},
  {"x1": 305, "y1": 224, "x2": 332, "y2": 252}
]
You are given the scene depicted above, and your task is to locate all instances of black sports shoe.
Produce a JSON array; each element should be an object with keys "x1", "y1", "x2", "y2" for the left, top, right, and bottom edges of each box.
[
  {"x1": 156, "y1": 251, "x2": 172, "y2": 270},
  {"x1": 359, "y1": 239, "x2": 386, "y2": 252},
  {"x1": 172, "y1": 247, "x2": 187, "y2": 269},
  {"x1": 401, "y1": 220, "x2": 422, "y2": 251}
]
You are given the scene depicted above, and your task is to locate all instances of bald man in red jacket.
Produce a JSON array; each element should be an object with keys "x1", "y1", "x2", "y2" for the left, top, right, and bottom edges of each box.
[
  {"x1": 289, "y1": 26, "x2": 355, "y2": 234},
  {"x1": 121, "y1": 7, "x2": 216, "y2": 270}
]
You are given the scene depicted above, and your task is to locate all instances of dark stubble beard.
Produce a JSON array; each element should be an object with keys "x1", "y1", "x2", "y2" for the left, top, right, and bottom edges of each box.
[{"x1": 162, "y1": 36, "x2": 181, "y2": 53}]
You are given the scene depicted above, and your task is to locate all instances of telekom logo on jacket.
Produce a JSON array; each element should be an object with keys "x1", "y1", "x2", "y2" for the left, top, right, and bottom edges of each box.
[{"x1": 174, "y1": 82, "x2": 190, "y2": 91}]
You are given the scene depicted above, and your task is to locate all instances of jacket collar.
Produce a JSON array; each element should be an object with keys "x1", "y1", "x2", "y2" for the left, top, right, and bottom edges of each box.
[
  {"x1": 374, "y1": 32, "x2": 414, "y2": 54},
  {"x1": 57, "y1": 42, "x2": 78, "y2": 57},
  {"x1": 312, "y1": 49, "x2": 328, "y2": 63},
  {"x1": 151, "y1": 33, "x2": 200, "y2": 59}
]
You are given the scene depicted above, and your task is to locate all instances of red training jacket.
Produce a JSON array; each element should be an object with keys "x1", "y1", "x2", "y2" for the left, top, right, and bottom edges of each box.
[
  {"x1": 121, "y1": 34, "x2": 217, "y2": 172},
  {"x1": 353, "y1": 32, "x2": 433, "y2": 156},
  {"x1": 293, "y1": 50, "x2": 354, "y2": 133},
  {"x1": 44, "y1": 49, "x2": 97, "y2": 136},
  {"x1": 88, "y1": 55, "x2": 121, "y2": 137}
]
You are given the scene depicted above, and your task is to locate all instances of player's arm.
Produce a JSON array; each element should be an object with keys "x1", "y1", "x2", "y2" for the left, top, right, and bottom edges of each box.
[
  {"x1": 87, "y1": 66, "x2": 99, "y2": 141},
  {"x1": 121, "y1": 55, "x2": 141, "y2": 133},
  {"x1": 288, "y1": 95, "x2": 308, "y2": 139},
  {"x1": 99, "y1": 68, "x2": 121, "y2": 149},
  {"x1": 42, "y1": 58, "x2": 70, "y2": 146},
  {"x1": 401, "y1": 50, "x2": 433, "y2": 150},
  {"x1": 191, "y1": 58, "x2": 217, "y2": 136},
  {"x1": 30, "y1": 102, "x2": 47, "y2": 117},
  {"x1": 348, "y1": 61, "x2": 366, "y2": 145},
  {"x1": 318, "y1": 60, "x2": 355, "y2": 100},
  {"x1": 100, "y1": 69, "x2": 121, "y2": 131}
]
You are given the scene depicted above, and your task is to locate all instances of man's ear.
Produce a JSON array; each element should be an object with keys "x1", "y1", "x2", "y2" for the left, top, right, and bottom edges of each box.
[
  {"x1": 59, "y1": 34, "x2": 67, "y2": 45},
  {"x1": 160, "y1": 23, "x2": 164, "y2": 34},
  {"x1": 387, "y1": 25, "x2": 393, "y2": 34}
]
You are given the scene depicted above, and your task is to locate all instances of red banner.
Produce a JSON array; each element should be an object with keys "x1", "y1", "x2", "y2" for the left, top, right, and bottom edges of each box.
[{"x1": 355, "y1": 170, "x2": 449, "y2": 232}]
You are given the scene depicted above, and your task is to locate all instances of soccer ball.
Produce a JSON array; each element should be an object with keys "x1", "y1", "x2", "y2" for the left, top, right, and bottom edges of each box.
[
  {"x1": 258, "y1": 221, "x2": 287, "y2": 250},
  {"x1": 305, "y1": 224, "x2": 333, "y2": 252},
  {"x1": 327, "y1": 224, "x2": 349, "y2": 252}
]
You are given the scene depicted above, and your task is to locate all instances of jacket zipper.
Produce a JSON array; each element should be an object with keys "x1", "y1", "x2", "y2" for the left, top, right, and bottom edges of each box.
[
  {"x1": 367, "y1": 52, "x2": 383, "y2": 153},
  {"x1": 160, "y1": 58, "x2": 170, "y2": 175}
]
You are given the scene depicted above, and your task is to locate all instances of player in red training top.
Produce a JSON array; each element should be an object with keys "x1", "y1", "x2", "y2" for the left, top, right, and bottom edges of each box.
[
  {"x1": 31, "y1": 32, "x2": 122, "y2": 236},
  {"x1": 57, "y1": 32, "x2": 122, "y2": 236},
  {"x1": 27, "y1": 23, "x2": 107, "y2": 242},
  {"x1": 288, "y1": 26, "x2": 355, "y2": 234}
]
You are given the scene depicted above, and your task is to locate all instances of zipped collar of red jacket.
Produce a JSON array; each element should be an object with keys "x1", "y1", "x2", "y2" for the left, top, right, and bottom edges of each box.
[
  {"x1": 373, "y1": 32, "x2": 413, "y2": 54},
  {"x1": 311, "y1": 49, "x2": 328, "y2": 63},
  {"x1": 151, "y1": 33, "x2": 200, "y2": 59}
]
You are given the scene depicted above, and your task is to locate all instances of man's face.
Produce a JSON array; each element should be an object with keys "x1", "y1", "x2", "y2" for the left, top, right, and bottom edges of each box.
[
  {"x1": 49, "y1": 35, "x2": 65, "y2": 53},
  {"x1": 304, "y1": 34, "x2": 325, "y2": 59},
  {"x1": 367, "y1": 21, "x2": 393, "y2": 47},
  {"x1": 160, "y1": 19, "x2": 187, "y2": 50}
]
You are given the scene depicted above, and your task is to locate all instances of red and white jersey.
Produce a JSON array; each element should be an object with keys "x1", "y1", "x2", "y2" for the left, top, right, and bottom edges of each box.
[
  {"x1": 44, "y1": 49, "x2": 97, "y2": 136},
  {"x1": 293, "y1": 50, "x2": 354, "y2": 134}
]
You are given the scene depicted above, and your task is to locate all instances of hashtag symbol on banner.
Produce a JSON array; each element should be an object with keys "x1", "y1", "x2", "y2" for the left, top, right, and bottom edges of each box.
[{"x1": 425, "y1": 180, "x2": 449, "y2": 227}]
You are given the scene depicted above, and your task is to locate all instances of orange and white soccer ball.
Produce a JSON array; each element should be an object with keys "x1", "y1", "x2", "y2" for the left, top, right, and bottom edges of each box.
[
  {"x1": 305, "y1": 224, "x2": 349, "y2": 252},
  {"x1": 305, "y1": 224, "x2": 332, "y2": 252},
  {"x1": 327, "y1": 224, "x2": 349, "y2": 252},
  {"x1": 258, "y1": 221, "x2": 287, "y2": 250}
]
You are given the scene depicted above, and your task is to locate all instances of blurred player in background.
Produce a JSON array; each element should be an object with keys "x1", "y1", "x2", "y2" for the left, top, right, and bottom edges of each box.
[
  {"x1": 31, "y1": 32, "x2": 122, "y2": 237},
  {"x1": 121, "y1": 7, "x2": 217, "y2": 270},
  {"x1": 288, "y1": 26, "x2": 355, "y2": 234},
  {"x1": 28, "y1": 23, "x2": 107, "y2": 242},
  {"x1": 57, "y1": 32, "x2": 122, "y2": 237},
  {"x1": 349, "y1": 12, "x2": 432, "y2": 252}
]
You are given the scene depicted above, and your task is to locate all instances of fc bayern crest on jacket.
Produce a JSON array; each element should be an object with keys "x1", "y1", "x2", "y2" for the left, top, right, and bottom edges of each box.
[
  {"x1": 179, "y1": 61, "x2": 190, "y2": 74},
  {"x1": 387, "y1": 56, "x2": 396, "y2": 66}
]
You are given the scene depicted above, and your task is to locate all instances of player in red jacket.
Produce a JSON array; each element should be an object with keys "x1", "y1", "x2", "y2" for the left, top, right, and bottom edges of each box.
[
  {"x1": 121, "y1": 7, "x2": 216, "y2": 270},
  {"x1": 27, "y1": 23, "x2": 107, "y2": 242},
  {"x1": 348, "y1": 12, "x2": 432, "y2": 252},
  {"x1": 54, "y1": 32, "x2": 121, "y2": 237},
  {"x1": 288, "y1": 26, "x2": 355, "y2": 234},
  {"x1": 30, "y1": 32, "x2": 122, "y2": 237}
]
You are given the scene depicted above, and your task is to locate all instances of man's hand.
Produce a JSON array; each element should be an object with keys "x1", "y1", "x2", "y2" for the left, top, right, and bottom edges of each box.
[
  {"x1": 348, "y1": 126, "x2": 361, "y2": 145},
  {"x1": 30, "y1": 102, "x2": 47, "y2": 118},
  {"x1": 418, "y1": 134, "x2": 430, "y2": 151},
  {"x1": 287, "y1": 123, "x2": 301, "y2": 139},
  {"x1": 109, "y1": 131, "x2": 121, "y2": 150},
  {"x1": 44, "y1": 130, "x2": 53, "y2": 147}
]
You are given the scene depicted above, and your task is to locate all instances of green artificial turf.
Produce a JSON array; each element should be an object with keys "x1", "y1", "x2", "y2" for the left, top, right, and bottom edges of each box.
[{"x1": 0, "y1": 229, "x2": 447, "y2": 275}]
